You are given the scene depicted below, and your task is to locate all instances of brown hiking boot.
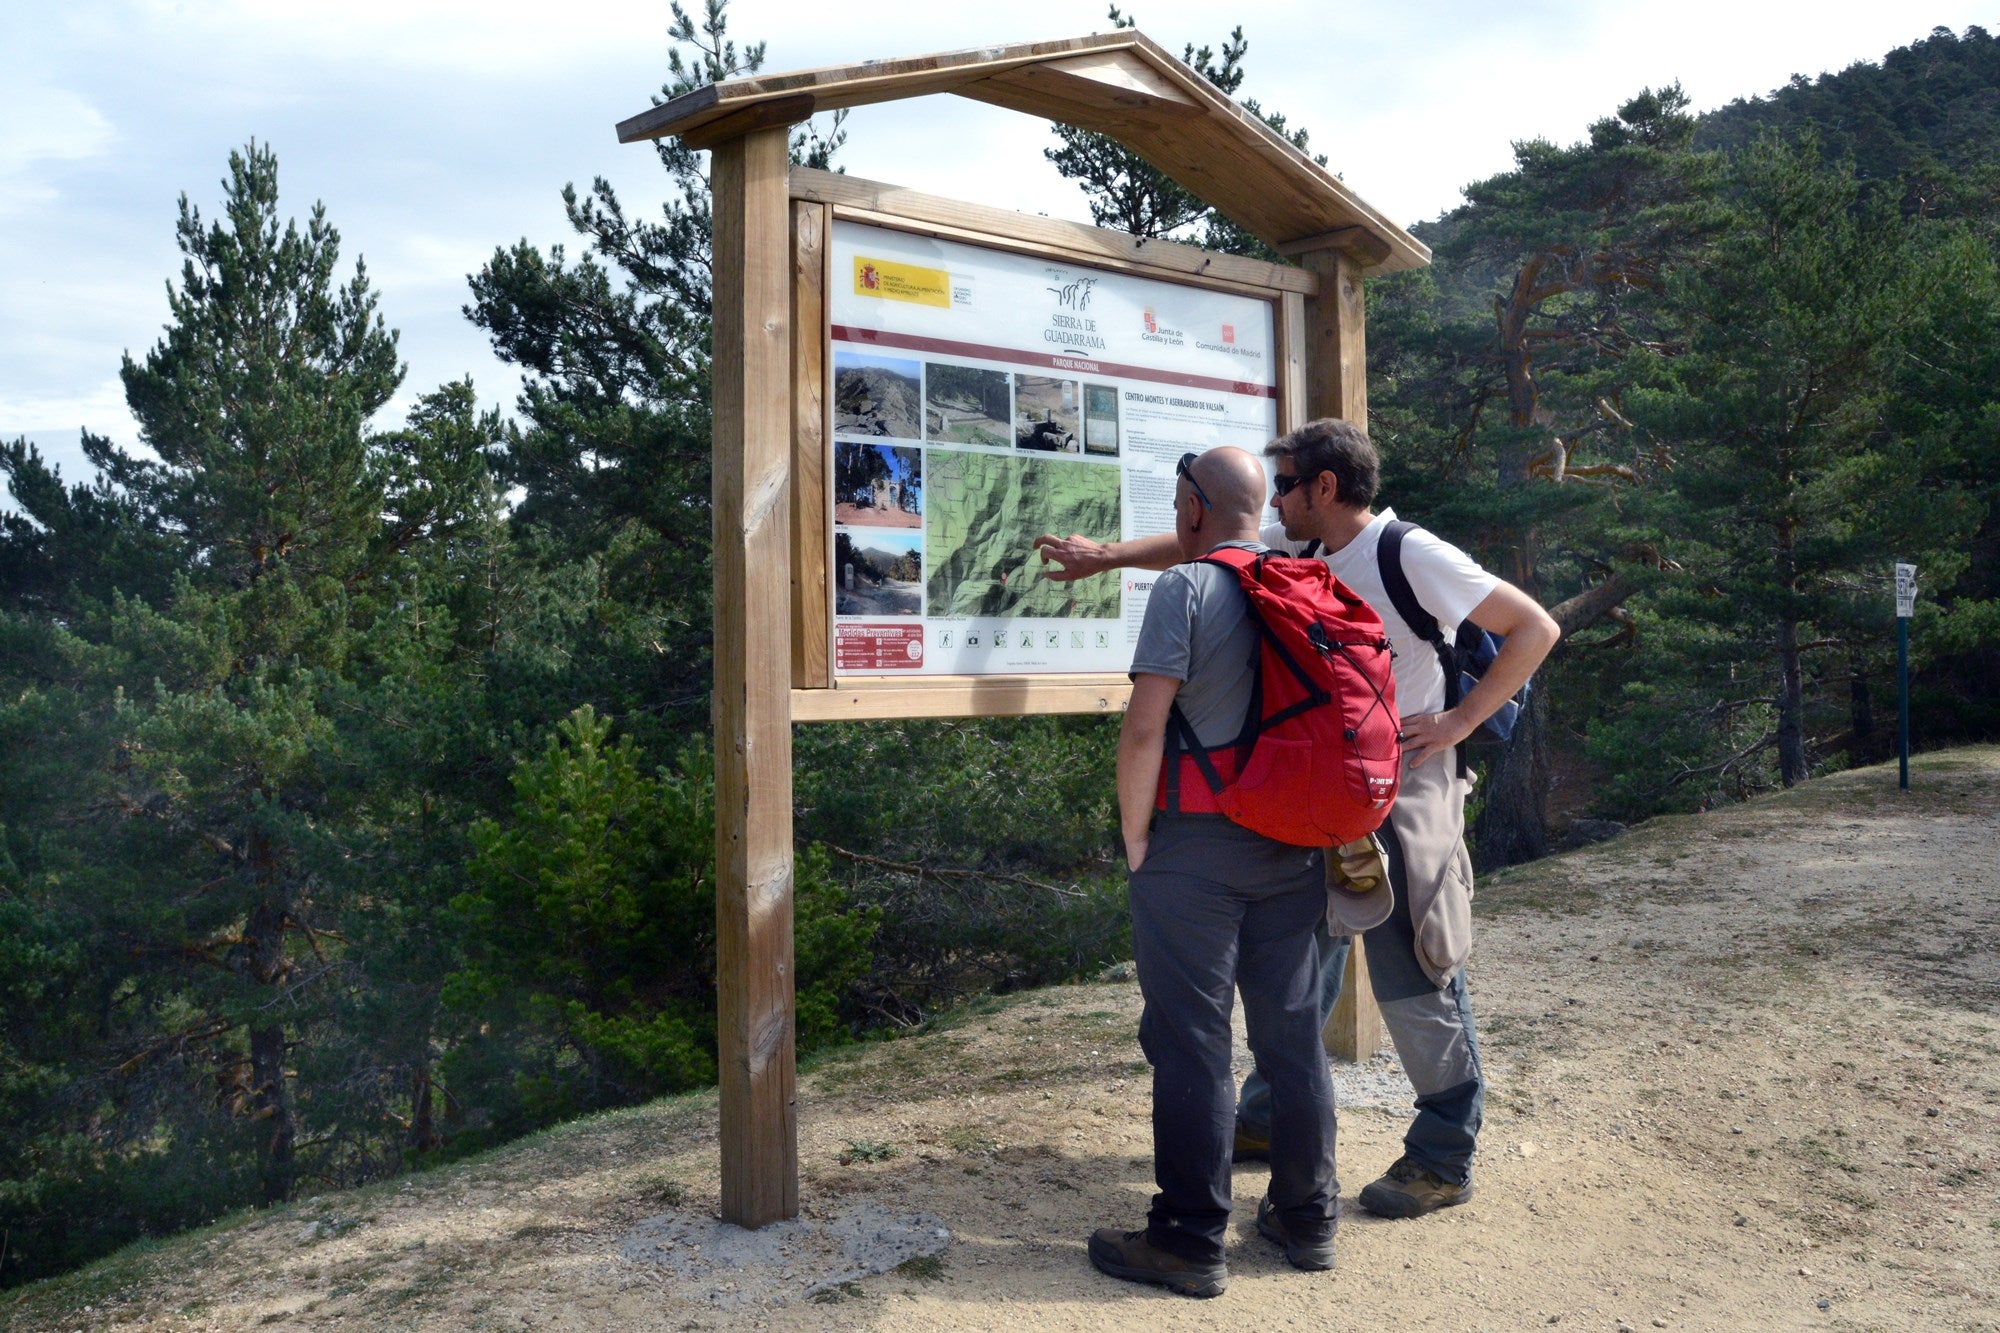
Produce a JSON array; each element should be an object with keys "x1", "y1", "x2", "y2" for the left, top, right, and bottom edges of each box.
[
  {"x1": 1356, "y1": 1156, "x2": 1475, "y2": 1219},
  {"x1": 1087, "y1": 1228, "x2": 1228, "y2": 1298},
  {"x1": 1231, "y1": 1121, "x2": 1271, "y2": 1163},
  {"x1": 1255, "y1": 1195, "x2": 1337, "y2": 1271}
]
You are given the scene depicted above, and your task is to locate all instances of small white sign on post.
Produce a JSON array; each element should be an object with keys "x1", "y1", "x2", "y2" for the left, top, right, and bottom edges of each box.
[{"x1": 1895, "y1": 563, "x2": 1918, "y2": 618}]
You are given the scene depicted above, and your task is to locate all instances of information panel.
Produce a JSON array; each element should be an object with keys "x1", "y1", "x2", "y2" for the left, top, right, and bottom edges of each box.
[{"x1": 828, "y1": 220, "x2": 1279, "y2": 676}]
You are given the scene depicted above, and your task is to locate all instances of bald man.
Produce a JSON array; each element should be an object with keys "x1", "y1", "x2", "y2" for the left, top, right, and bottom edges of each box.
[{"x1": 1086, "y1": 446, "x2": 1340, "y2": 1298}]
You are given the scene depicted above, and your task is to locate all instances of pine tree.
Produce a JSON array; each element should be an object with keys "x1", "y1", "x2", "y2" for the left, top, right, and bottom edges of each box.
[
  {"x1": 121, "y1": 141, "x2": 404, "y2": 593},
  {"x1": 1371, "y1": 87, "x2": 1715, "y2": 863},
  {"x1": 466, "y1": 0, "x2": 844, "y2": 745},
  {"x1": 0, "y1": 142, "x2": 415, "y2": 1239},
  {"x1": 1625, "y1": 134, "x2": 1988, "y2": 789}
]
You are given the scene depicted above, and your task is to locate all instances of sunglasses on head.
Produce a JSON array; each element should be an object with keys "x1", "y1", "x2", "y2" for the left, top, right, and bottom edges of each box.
[
  {"x1": 1175, "y1": 451, "x2": 1212, "y2": 509},
  {"x1": 1272, "y1": 468, "x2": 1324, "y2": 499}
]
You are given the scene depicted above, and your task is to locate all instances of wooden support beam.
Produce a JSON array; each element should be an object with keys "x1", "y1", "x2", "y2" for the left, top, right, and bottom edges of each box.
[
  {"x1": 710, "y1": 125, "x2": 798, "y2": 1228},
  {"x1": 682, "y1": 94, "x2": 818, "y2": 153},
  {"x1": 1298, "y1": 245, "x2": 1366, "y2": 427},
  {"x1": 1323, "y1": 939, "x2": 1383, "y2": 1062},
  {"x1": 790, "y1": 199, "x2": 832, "y2": 690},
  {"x1": 1278, "y1": 226, "x2": 1392, "y2": 269},
  {"x1": 1038, "y1": 49, "x2": 1201, "y2": 107},
  {"x1": 791, "y1": 675, "x2": 1132, "y2": 722},
  {"x1": 970, "y1": 52, "x2": 1204, "y2": 126}
]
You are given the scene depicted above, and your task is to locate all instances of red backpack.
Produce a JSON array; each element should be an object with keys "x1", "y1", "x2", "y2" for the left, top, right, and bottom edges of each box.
[{"x1": 1155, "y1": 546, "x2": 1401, "y2": 846}]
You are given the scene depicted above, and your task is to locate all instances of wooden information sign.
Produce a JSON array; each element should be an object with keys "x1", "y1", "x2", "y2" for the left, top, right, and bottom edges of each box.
[{"x1": 620, "y1": 30, "x2": 1427, "y2": 1226}]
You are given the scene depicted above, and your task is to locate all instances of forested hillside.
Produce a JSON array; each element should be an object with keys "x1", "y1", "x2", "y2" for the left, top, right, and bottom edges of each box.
[
  {"x1": 1698, "y1": 24, "x2": 2000, "y2": 207},
  {"x1": 1377, "y1": 22, "x2": 2000, "y2": 852},
  {"x1": 2, "y1": 6, "x2": 1995, "y2": 1294}
]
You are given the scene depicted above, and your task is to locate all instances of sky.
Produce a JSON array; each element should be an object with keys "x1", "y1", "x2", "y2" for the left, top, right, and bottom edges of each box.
[{"x1": 4, "y1": 1, "x2": 1996, "y2": 503}]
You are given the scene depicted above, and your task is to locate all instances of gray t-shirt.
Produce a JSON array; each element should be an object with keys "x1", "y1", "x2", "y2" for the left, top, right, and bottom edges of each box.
[{"x1": 1129, "y1": 541, "x2": 1264, "y2": 748}]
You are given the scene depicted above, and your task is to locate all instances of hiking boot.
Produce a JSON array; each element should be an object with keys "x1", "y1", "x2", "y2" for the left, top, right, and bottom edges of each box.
[
  {"x1": 1086, "y1": 1227, "x2": 1228, "y2": 1298},
  {"x1": 1231, "y1": 1121, "x2": 1271, "y2": 1163},
  {"x1": 1356, "y1": 1155, "x2": 1475, "y2": 1219},
  {"x1": 1255, "y1": 1195, "x2": 1336, "y2": 1271}
]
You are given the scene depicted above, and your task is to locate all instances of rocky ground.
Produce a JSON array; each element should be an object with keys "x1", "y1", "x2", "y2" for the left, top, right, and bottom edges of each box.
[{"x1": 7, "y1": 748, "x2": 1998, "y2": 1332}]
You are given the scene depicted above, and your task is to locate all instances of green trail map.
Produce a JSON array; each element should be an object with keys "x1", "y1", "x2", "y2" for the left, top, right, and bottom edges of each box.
[{"x1": 925, "y1": 450, "x2": 1121, "y2": 618}]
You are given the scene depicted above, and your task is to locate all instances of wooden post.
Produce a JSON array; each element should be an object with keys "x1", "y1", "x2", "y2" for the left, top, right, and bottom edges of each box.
[
  {"x1": 1324, "y1": 940, "x2": 1383, "y2": 1062},
  {"x1": 1295, "y1": 243, "x2": 1367, "y2": 426},
  {"x1": 710, "y1": 124, "x2": 799, "y2": 1227},
  {"x1": 1301, "y1": 237, "x2": 1380, "y2": 1063}
]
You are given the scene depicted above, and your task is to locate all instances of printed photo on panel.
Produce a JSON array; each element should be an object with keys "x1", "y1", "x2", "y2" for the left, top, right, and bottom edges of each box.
[
  {"x1": 833, "y1": 350, "x2": 924, "y2": 442},
  {"x1": 834, "y1": 528, "x2": 923, "y2": 618}
]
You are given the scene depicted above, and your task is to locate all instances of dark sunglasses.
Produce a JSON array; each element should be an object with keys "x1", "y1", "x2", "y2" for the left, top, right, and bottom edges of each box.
[
  {"x1": 1272, "y1": 468, "x2": 1324, "y2": 499},
  {"x1": 1175, "y1": 452, "x2": 1212, "y2": 509}
]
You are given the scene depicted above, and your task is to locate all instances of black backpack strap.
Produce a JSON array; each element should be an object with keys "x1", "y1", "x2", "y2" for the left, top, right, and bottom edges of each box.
[
  {"x1": 1162, "y1": 702, "x2": 1189, "y2": 812},
  {"x1": 1376, "y1": 520, "x2": 1470, "y2": 778},
  {"x1": 1376, "y1": 522, "x2": 1444, "y2": 655},
  {"x1": 1168, "y1": 702, "x2": 1227, "y2": 801}
]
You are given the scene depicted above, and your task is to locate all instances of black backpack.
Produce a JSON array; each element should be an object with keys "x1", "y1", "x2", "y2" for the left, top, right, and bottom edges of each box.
[
  {"x1": 1304, "y1": 522, "x2": 1528, "y2": 777},
  {"x1": 1375, "y1": 521, "x2": 1527, "y2": 775}
]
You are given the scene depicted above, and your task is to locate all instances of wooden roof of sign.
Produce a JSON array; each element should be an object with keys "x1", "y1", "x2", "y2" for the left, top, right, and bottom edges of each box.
[{"x1": 616, "y1": 31, "x2": 1429, "y2": 275}]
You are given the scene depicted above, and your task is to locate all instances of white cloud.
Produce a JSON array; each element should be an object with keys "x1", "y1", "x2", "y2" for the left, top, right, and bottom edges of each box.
[
  {"x1": 0, "y1": 378, "x2": 139, "y2": 452},
  {"x1": 0, "y1": 85, "x2": 116, "y2": 214},
  {"x1": 369, "y1": 232, "x2": 508, "y2": 298},
  {"x1": 128, "y1": 0, "x2": 672, "y2": 74}
]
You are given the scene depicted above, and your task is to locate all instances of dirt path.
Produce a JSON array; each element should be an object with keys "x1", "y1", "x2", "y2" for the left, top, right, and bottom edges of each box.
[
  {"x1": 833, "y1": 503, "x2": 920, "y2": 529},
  {"x1": 834, "y1": 578, "x2": 921, "y2": 616},
  {"x1": 8, "y1": 749, "x2": 1998, "y2": 1331}
]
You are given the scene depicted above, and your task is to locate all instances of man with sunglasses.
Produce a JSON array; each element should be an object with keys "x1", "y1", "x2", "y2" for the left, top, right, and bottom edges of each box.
[
  {"x1": 1036, "y1": 418, "x2": 1558, "y2": 1223},
  {"x1": 1086, "y1": 445, "x2": 1339, "y2": 1297}
]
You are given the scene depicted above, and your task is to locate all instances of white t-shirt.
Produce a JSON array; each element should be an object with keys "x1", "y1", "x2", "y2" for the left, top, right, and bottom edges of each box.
[{"x1": 1262, "y1": 507, "x2": 1498, "y2": 718}]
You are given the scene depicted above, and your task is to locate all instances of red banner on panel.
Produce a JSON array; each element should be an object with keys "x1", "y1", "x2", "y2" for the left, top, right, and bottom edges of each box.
[{"x1": 836, "y1": 623, "x2": 925, "y2": 671}]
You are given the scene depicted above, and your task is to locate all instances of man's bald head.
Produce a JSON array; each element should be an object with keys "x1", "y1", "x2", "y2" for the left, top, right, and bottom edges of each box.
[{"x1": 1185, "y1": 446, "x2": 1269, "y2": 530}]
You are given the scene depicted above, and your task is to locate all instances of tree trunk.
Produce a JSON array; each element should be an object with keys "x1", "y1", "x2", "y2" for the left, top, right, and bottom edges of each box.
[
  {"x1": 1474, "y1": 679, "x2": 1553, "y2": 869},
  {"x1": 1476, "y1": 511, "x2": 1551, "y2": 868},
  {"x1": 1776, "y1": 614, "x2": 1808, "y2": 785},
  {"x1": 1850, "y1": 674, "x2": 1876, "y2": 762},
  {"x1": 248, "y1": 1021, "x2": 295, "y2": 1205},
  {"x1": 1474, "y1": 260, "x2": 1557, "y2": 860},
  {"x1": 1773, "y1": 512, "x2": 1807, "y2": 786},
  {"x1": 242, "y1": 851, "x2": 297, "y2": 1206},
  {"x1": 409, "y1": 1064, "x2": 438, "y2": 1156}
]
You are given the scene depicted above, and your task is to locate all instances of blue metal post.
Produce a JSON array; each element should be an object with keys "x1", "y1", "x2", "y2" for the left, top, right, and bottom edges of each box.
[{"x1": 1897, "y1": 614, "x2": 1910, "y2": 791}]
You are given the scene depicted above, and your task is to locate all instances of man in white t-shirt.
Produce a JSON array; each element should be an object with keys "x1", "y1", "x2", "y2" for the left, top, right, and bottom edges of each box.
[{"x1": 1034, "y1": 417, "x2": 1558, "y2": 1218}]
